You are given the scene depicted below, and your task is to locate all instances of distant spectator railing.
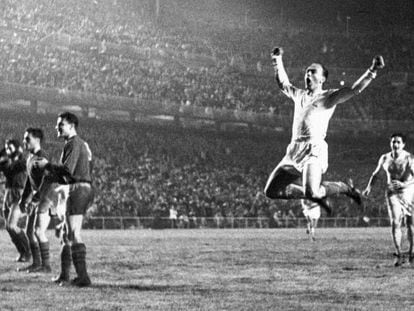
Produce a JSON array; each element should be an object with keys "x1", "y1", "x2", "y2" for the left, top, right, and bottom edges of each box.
[
  {"x1": 0, "y1": 216, "x2": 391, "y2": 230},
  {"x1": 82, "y1": 216, "x2": 390, "y2": 230}
]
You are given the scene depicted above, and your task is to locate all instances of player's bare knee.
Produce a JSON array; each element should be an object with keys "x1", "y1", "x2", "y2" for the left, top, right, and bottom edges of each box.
[{"x1": 35, "y1": 227, "x2": 46, "y2": 241}]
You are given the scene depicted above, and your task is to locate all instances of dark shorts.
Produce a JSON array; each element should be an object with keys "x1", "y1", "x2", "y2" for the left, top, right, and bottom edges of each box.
[
  {"x1": 3, "y1": 188, "x2": 24, "y2": 213},
  {"x1": 66, "y1": 183, "x2": 94, "y2": 216}
]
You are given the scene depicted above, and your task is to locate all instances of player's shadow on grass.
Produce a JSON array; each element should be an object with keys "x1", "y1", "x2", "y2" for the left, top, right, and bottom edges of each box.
[{"x1": 94, "y1": 282, "x2": 193, "y2": 292}]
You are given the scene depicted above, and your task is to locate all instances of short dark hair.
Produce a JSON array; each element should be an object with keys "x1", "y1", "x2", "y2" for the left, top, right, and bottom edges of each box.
[
  {"x1": 5, "y1": 139, "x2": 24, "y2": 157},
  {"x1": 25, "y1": 128, "x2": 44, "y2": 142},
  {"x1": 307, "y1": 63, "x2": 329, "y2": 81},
  {"x1": 390, "y1": 132, "x2": 406, "y2": 143},
  {"x1": 59, "y1": 112, "x2": 79, "y2": 128},
  {"x1": 5, "y1": 139, "x2": 22, "y2": 150}
]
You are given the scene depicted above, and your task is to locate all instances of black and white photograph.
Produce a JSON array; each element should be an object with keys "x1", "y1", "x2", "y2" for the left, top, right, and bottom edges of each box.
[{"x1": 0, "y1": 0, "x2": 413, "y2": 310}]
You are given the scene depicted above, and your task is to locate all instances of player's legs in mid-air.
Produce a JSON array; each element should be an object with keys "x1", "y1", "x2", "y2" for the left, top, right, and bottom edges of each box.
[
  {"x1": 265, "y1": 141, "x2": 362, "y2": 214},
  {"x1": 264, "y1": 164, "x2": 302, "y2": 199}
]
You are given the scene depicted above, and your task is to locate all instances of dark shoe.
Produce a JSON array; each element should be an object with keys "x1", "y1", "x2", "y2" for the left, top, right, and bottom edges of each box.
[
  {"x1": 393, "y1": 253, "x2": 403, "y2": 267},
  {"x1": 71, "y1": 276, "x2": 91, "y2": 287},
  {"x1": 345, "y1": 179, "x2": 363, "y2": 206},
  {"x1": 16, "y1": 253, "x2": 31, "y2": 263},
  {"x1": 17, "y1": 263, "x2": 40, "y2": 272},
  {"x1": 28, "y1": 265, "x2": 52, "y2": 273}
]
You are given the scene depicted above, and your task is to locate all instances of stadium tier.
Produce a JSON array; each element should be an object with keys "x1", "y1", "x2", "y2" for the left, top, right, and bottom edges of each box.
[{"x1": 0, "y1": 0, "x2": 413, "y2": 119}]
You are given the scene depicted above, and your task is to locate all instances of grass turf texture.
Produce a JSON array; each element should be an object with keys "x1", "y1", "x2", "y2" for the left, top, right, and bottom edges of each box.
[{"x1": 0, "y1": 228, "x2": 413, "y2": 310}]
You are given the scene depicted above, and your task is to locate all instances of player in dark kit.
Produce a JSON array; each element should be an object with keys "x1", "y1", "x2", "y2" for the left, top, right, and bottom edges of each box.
[
  {"x1": 18, "y1": 128, "x2": 56, "y2": 273},
  {"x1": 0, "y1": 139, "x2": 30, "y2": 262},
  {"x1": 36, "y1": 112, "x2": 94, "y2": 287}
]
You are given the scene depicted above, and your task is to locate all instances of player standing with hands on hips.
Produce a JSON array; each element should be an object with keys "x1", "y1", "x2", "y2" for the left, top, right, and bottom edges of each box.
[
  {"x1": 35, "y1": 112, "x2": 94, "y2": 287},
  {"x1": 264, "y1": 47, "x2": 385, "y2": 213}
]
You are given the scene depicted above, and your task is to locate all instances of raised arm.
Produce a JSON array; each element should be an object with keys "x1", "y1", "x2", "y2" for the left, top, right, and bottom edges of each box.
[
  {"x1": 327, "y1": 55, "x2": 385, "y2": 107},
  {"x1": 271, "y1": 47, "x2": 291, "y2": 90},
  {"x1": 363, "y1": 155, "x2": 385, "y2": 196}
]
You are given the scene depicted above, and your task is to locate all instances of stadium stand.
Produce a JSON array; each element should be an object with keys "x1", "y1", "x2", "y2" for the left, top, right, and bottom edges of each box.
[
  {"x1": 0, "y1": 0, "x2": 412, "y2": 225},
  {"x1": 0, "y1": 110, "x2": 390, "y2": 222},
  {"x1": 0, "y1": 0, "x2": 413, "y2": 118}
]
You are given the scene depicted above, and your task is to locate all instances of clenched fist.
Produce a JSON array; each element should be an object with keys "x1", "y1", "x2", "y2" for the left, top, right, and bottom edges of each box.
[{"x1": 370, "y1": 55, "x2": 385, "y2": 71}]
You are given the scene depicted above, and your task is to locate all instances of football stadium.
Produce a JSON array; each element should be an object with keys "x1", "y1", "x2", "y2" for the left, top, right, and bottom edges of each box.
[{"x1": 0, "y1": 0, "x2": 413, "y2": 310}]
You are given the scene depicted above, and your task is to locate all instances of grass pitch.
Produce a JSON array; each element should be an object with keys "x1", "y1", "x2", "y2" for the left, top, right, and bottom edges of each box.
[{"x1": 0, "y1": 228, "x2": 413, "y2": 311}]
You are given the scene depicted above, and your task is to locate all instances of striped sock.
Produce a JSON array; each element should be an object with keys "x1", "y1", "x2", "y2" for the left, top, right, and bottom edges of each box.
[
  {"x1": 39, "y1": 241, "x2": 51, "y2": 267},
  {"x1": 8, "y1": 230, "x2": 24, "y2": 255},
  {"x1": 30, "y1": 242, "x2": 41, "y2": 266},
  {"x1": 71, "y1": 243, "x2": 89, "y2": 279},
  {"x1": 17, "y1": 230, "x2": 31, "y2": 256}
]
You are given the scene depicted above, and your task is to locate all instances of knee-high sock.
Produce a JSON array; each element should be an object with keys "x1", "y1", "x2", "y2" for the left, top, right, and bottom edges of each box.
[
  {"x1": 17, "y1": 231, "x2": 31, "y2": 256},
  {"x1": 60, "y1": 244, "x2": 72, "y2": 280},
  {"x1": 71, "y1": 243, "x2": 89, "y2": 279},
  {"x1": 8, "y1": 230, "x2": 24, "y2": 254},
  {"x1": 322, "y1": 181, "x2": 350, "y2": 197},
  {"x1": 39, "y1": 241, "x2": 50, "y2": 267},
  {"x1": 30, "y1": 242, "x2": 41, "y2": 266}
]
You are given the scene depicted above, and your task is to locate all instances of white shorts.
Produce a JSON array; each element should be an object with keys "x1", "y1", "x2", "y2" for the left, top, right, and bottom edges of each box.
[
  {"x1": 279, "y1": 139, "x2": 328, "y2": 174},
  {"x1": 301, "y1": 199, "x2": 321, "y2": 219},
  {"x1": 54, "y1": 185, "x2": 70, "y2": 220},
  {"x1": 386, "y1": 186, "x2": 414, "y2": 219}
]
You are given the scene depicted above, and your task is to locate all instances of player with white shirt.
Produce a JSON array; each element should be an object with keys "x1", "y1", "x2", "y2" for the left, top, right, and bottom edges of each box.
[
  {"x1": 363, "y1": 133, "x2": 414, "y2": 266},
  {"x1": 264, "y1": 47, "x2": 384, "y2": 213},
  {"x1": 301, "y1": 199, "x2": 321, "y2": 241}
]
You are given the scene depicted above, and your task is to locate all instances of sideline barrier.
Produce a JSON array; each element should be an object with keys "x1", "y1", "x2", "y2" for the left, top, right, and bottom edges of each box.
[
  {"x1": 0, "y1": 216, "x2": 391, "y2": 230},
  {"x1": 81, "y1": 216, "x2": 390, "y2": 230}
]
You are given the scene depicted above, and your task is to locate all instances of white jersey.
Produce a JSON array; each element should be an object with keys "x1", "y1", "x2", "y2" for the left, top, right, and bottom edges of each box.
[
  {"x1": 380, "y1": 150, "x2": 414, "y2": 216},
  {"x1": 281, "y1": 86, "x2": 338, "y2": 141},
  {"x1": 381, "y1": 150, "x2": 414, "y2": 187}
]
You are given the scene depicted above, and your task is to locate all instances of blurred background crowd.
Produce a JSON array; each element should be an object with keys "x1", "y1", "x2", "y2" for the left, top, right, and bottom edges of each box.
[
  {"x1": 0, "y1": 0, "x2": 413, "y2": 118},
  {"x1": 0, "y1": 0, "x2": 412, "y2": 224}
]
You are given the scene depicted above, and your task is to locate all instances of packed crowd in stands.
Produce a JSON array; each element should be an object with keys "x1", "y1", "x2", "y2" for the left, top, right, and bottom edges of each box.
[
  {"x1": 0, "y1": 1, "x2": 412, "y2": 224},
  {"x1": 0, "y1": 0, "x2": 413, "y2": 119},
  {"x1": 0, "y1": 110, "x2": 390, "y2": 222}
]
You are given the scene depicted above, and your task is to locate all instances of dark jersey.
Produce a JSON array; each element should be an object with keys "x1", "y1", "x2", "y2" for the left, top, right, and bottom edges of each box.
[
  {"x1": 47, "y1": 135, "x2": 92, "y2": 184},
  {"x1": 20, "y1": 149, "x2": 49, "y2": 205},
  {"x1": 0, "y1": 156, "x2": 27, "y2": 189}
]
